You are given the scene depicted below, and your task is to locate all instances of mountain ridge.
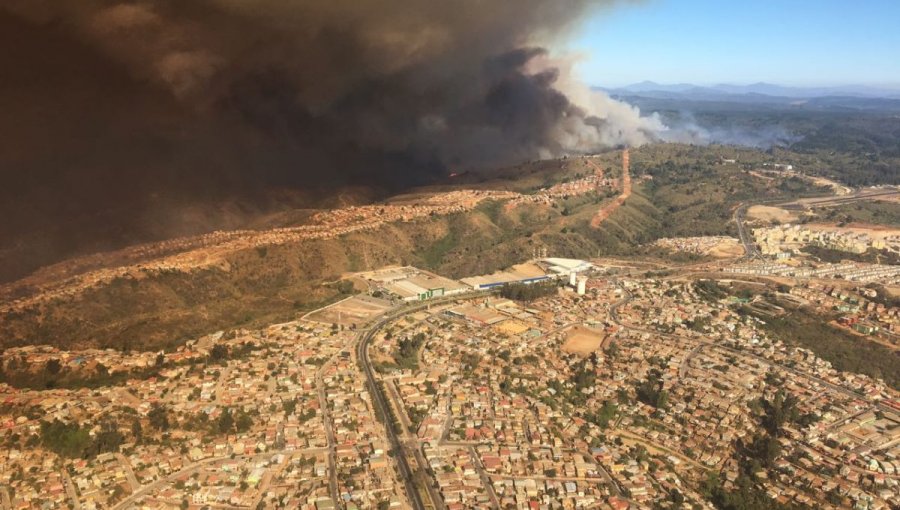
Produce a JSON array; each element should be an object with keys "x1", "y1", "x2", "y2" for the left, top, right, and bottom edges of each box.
[{"x1": 600, "y1": 81, "x2": 900, "y2": 100}]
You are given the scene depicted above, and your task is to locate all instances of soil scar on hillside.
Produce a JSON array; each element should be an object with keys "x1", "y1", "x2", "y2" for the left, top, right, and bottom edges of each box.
[{"x1": 591, "y1": 149, "x2": 631, "y2": 229}]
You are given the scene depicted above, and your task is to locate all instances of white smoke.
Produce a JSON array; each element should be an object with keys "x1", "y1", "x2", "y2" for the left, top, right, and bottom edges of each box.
[{"x1": 526, "y1": 53, "x2": 668, "y2": 152}]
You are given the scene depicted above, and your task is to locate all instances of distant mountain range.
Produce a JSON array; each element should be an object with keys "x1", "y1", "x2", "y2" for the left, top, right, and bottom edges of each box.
[{"x1": 601, "y1": 81, "x2": 900, "y2": 100}]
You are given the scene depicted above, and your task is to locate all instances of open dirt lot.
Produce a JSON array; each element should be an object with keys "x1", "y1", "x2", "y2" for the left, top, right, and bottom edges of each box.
[
  {"x1": 747, "y1": 205, "x2": 798, "y2": 223},
  {"x1": 707, "y1": 239, "x2": 746, "y2": 258},
  {"x1": 303, "y1": 295, "x2": 393, "y2": 327},
  {"x1": 493, "y1": 320, "x2": 530, "y2": 336},
  {"x1": 562, "y1": 325, "x2": 605, "y2": 355}
]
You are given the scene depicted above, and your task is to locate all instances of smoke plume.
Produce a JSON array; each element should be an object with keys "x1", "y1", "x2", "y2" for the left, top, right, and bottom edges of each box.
[
  {"x1": 0, "y1": 0, "x2": 663, "y2": 280},
  {"x1": 658, "y1": 111, "x2": 801, "y2": 149}
]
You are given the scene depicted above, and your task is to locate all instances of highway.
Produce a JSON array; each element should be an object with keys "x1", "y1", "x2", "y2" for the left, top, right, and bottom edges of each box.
[
  {"x1": 383, "y1": 378, "x2": 449, "y2": 510},
  {"x1": 733, "y1": 202, "x2": 760, "y2": 259},
  {"x1": 355, "y1": 292, "x2": 489, "y2": 510},
  {"x1": 357, "y1": 323, "x2": 428, "y2": 510},
  {"x1": 730, "y1": 183, "x2": 890, "y2": 261},
  {"x1": 778, "y1": 187, "x2": 899, "y2": 210},
  {"x1": 316, "y1": 352, "x2": 342, "y2": 504}
]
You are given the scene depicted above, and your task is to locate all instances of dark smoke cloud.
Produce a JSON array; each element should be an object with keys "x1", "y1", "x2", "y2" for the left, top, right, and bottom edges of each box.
[
  {"x1": 3, "y1": 0, "x2": 664, "y2": 170},
  {"x1": 0, "y1": 0, "x2": 664, "y2": 281}
]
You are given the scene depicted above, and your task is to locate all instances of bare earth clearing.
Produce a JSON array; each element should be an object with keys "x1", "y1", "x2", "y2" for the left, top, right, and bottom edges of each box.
[
  {"x1": 591, "y1": 149, "x2": 631, "y2": 229},
  {"x1": 303, "y1": 295, "x2": 393, "y2": 327},
  {"x1": 707, "y1": 240, "x2": 746, "y2": 258},
  {"x1": 746, "y1": 205, "x2": 799, "y2": 223},
  {"x1": 562, "y1": 325, "x2": 605, "y2": 355}
]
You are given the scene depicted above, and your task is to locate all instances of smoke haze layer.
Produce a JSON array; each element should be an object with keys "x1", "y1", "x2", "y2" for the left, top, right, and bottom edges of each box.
[{"x1": 0, "y1": 0, "x2": 662, "y2": 281}]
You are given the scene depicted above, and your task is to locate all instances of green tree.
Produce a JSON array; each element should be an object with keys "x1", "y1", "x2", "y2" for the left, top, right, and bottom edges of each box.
[
  {"x1": 670, "y1": 488, "x2": 685, "y2": 505},
  {"x1": 148, "y1": 403, "x2": 169, "y2": 431},
  {"x1": 606, "y1": 341, "x2": 620, "y2": 360},
  {"x1": 747, "y1": 434, "x2": 781, "y2": 469},
  {"x1": 95, "y1": 363, "x2": 109, "y2": 379},
  {"x1": 218, "y1": 408, "x2": 234, "y2": 434},
  {"x1": 589, "y1": 400, "x2": 618, "y2": 429},
  {"x1": 45, "y1": 359, "x2": 61, "y2": 375},
  {"x1": 759, "y1": 390, "x2": 799, "y2": 436},
  {"x1": 209, "y1": 344, "x2": 229, "y2": 363},
  {"x1": 235, "y1": 410, "x2": 253, "y2": 433},
  {"x1": 90, "y1": 421, "x2": 125, "y2": 455},
  {"x1": 39, "y1": 420, "x2": 91, "y2": 458},
  {"x1": 131, "y1": 419, "x2": 143, "y2": 442},
  {"x1": 636, "y1": 369, "x2": 668, "y2": 409}
]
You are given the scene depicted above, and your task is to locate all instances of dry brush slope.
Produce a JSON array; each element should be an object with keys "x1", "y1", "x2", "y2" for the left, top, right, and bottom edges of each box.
[
  {"x1": 0, "y1": 191, "x2": 656, "y2": 352},
  {"x1": 3, "y1": 146, "x2": 795, "y2": 352}
]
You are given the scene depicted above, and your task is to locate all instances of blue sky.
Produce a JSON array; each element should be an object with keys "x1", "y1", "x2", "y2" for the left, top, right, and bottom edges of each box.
[{"x1": 565, "y1": 0, "x2": 900, "y2": 87}]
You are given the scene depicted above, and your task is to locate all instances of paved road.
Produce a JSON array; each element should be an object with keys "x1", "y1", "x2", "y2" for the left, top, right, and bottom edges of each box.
[
  {"x1": 467, "y1": 446, "x2": 501, "y2": 509},
  {"x1": 796, "y1": 443, "x2": 900, "y2": 481},
  {"x1": 611, "y1": 430, "x2": 708, "y2": 471},
  {"x1": 385, "y1": 379, "x2": 414, "y2": 433},
  {"x1": 778, "y1": 188, "x2": 898, "y2": 210},
  {"x1": 446, "y1": 440, "x2": 624, "y2": 497},
  {"x1": 489, "y1": 473, "x2": 606, "y2": 483},
  {"x1": 116, "y1": 453, "x2": 141, "y2": 493},
  {"x1": 355, "y1": 292, "x2": 491, "y2": 510},
  {"x1": 62, "y1": 469, "x2": 83, "y2": 510},
  {"x1": 612, "y1": 292, "x2": 891, "y2": 418},
  {"x1": 608, "y1": 279, "x2": 633, "y2": 325},
  {"x1": 678, "y1": 343, "x2": 705, "y2": 379},
  {"x1": 733, "y1": 203, "x2": 760, "y2": 260},
  {"x1": 533, "y1": 320, "x2": 584, "y2": 342},
  {"x1": 358, "y1": 323, "x2": 430, "y2": 510},
  {"x1": 249, "y1": 453, "x2": 292, "y2": 509},
  {"x1": 111, "y1": 455, "x2": 230, "y2": 509},
  {"x1": 213, "y1": 365, "x2": 233, "y2": 404},
  {"x1": 617, "y1": 285, "x2": 898, "y2": 417},
  {"x1": 110, "y1": 449, "x2": 325, "y2": 509},
  {"x1": 711, "y1": 342, "x2": 898, "y2": 416},
  {"x1": 316, "y1": 352, "x2": 342, "y2": 505},
  {"x1": 731, "y1": 183, "x2": 859, "y2": 261},
  {"x1": 384, "y1": 377, "x2": 452, "y2": 510},
  {"x1": 573, "y1": 448, "x2": 624, "y2": 496}
]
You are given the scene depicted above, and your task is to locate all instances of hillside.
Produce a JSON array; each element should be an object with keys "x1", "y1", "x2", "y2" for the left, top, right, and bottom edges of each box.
[{"x1": 0, "y1": 145, "x2": 827, "y2": 352}]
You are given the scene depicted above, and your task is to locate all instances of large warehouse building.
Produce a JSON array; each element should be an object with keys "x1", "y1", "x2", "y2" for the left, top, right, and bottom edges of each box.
[
  {"x1": 357, "y1": 266, "x2": 469, "y2": 302},
  {"x1": 461, "y1": 258, "x2": 594, "y2": 290}
]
